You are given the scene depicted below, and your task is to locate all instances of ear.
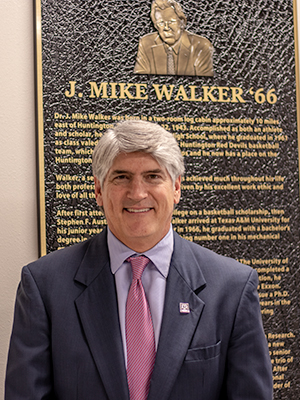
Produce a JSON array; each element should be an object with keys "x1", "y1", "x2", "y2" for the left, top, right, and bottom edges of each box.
[
  {"x1": 174, "y1": 176, "x2": 181, "y2": 205},
  {"x1": 94, "y1": 176, "x2": 103, "y2": 207}
]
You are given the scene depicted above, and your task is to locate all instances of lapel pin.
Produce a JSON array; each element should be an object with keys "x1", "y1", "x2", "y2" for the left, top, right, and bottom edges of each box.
[{"x1": 179, "y1": 302, "x2": 190, "y2": 314}]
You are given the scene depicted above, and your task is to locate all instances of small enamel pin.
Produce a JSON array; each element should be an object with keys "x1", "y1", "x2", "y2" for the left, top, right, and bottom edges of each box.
[{"x1": 179, "y1": 302, "x2": 190, "y2": 314}]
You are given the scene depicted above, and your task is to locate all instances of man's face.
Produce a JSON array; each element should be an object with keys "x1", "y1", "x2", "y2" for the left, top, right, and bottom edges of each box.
[
  {"x1": 155, "y1": 7, "x2": 183, "y2": 45},
  {"x1": 94, "y1": 152, "x2": 181, "y2": 252}
]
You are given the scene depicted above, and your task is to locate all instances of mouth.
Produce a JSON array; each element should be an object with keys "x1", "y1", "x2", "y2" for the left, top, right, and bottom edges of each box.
[
  {"x1": 163, "y1": 33, "x2": 174, "y2": 38},
  {"x1": 125, "y1": 208, "x2": 152, "y2": 213}
]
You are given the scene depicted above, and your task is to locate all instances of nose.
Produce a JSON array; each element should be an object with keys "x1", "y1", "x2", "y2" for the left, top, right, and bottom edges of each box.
[
  {"x1": 163, "y1": 21, "x2": 171, "y2": 30},
  {"x1": 127, "y1": 178, "x2": 148, "y2": 201}
]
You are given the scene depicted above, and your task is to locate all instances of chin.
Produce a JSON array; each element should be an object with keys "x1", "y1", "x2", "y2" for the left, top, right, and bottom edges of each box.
[{"x1": 164, "y1": 38, "x2": 175, "y2": 45}]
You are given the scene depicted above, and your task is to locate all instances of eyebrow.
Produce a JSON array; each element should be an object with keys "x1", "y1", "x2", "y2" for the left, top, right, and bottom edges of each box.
[{"x1": 110, "y1": 168, "x2": 165, "y2": 176}]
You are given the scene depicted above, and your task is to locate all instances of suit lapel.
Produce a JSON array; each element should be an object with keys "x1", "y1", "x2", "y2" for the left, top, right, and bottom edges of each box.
[
  {"x1": 152, "y1": 35, "x2": 168, "y2": 74},
  {"x1": 148, "y1": 233, "x2": 206, "y2": 400},
  {"x1": 151, "y1": 31, "x2": 192, "y2": 75},
  {"x1": 73, "y1": 230, "x2": 206, "y2": 400},
  {"x1": 177, "y1": 31, "x2": 192, "y2": 75},
  {"x1": 74, "y1": 230, "x2": 129, "y2": 400}
]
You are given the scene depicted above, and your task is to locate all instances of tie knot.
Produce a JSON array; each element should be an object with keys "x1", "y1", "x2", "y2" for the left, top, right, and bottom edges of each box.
[{"x1": 127, "y1": 255, "x2": 150, "y2": 280}]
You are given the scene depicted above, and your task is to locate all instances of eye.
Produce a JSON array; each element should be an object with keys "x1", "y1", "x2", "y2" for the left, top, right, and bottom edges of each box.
[
  {"x1": 146, "y1": 173, "x2": 163, "y2": 183},
  {"x1": 113, "y1": 174, "x2": 129, "y2": 183}
]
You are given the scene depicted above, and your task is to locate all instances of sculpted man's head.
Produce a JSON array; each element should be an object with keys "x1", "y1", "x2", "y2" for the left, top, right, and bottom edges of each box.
[
  {"x1": 150, "y1": 0, "x2": 187, "y2": 46},
  {"x1": 92, "y1": 120, "x2": 184, "y2": 252}
]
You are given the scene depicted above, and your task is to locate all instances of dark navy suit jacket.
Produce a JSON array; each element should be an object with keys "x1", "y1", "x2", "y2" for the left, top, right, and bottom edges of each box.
[{"x1": 5, "y1": 229, "x2": 273, "y2": 399}]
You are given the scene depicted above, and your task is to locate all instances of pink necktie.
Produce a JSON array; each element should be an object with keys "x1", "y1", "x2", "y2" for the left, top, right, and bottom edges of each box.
[{"x1": 125, "y1": 255, "x2": 156, "y2": 400}]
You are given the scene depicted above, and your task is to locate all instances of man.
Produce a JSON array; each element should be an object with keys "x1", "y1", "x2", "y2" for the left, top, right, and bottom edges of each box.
[
  {"x1": 6, "y1": 120, "x2": 272, "y2": 399},
  {"x1": 134, "y1": 0, "x2": 214, "y2": 76}
]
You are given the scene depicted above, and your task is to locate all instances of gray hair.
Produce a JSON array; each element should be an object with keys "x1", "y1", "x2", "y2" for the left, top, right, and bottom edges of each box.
[
  {"x1": 92, "y1": 120, "x2": 185, "y2": 186},
  {"x1": 151, "y1": 0, "x2": 187, "y2": 29}
]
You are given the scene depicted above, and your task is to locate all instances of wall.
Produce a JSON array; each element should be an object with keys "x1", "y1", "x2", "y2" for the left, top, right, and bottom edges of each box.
[
  {"x1": 0, "y1": 1, "x2": 38, "y2": 398},
  {"x1": 0, "y1": 1, "x2": 299, "y2": 398}
]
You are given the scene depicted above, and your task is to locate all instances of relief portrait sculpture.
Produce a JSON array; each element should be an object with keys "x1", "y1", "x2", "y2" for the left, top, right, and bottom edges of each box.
[{"x1": 134, "y1": 0, "x2": 214, "y2": 76}]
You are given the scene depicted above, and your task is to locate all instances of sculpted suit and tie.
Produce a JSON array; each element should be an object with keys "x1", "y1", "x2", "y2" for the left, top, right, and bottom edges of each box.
[
  {"x1": 134, "y1": 0, "x2": 214, "y2": 76},
  {"x1": 6, "y1": 120, "x2": 273, "y2": 399}
]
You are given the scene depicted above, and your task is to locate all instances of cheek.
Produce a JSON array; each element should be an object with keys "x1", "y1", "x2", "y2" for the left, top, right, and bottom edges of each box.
[{"x1": 103, "y1": 190, "x2": 123, "y2": 210}]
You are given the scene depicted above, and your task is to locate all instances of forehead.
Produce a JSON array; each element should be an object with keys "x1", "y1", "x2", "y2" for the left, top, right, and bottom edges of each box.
[
  {"x1": 155, "y1": 7, "x2": 178, "y2": 21},
  {"x1": 108, "y1": 152, "x2": 165, "y2": 173}
]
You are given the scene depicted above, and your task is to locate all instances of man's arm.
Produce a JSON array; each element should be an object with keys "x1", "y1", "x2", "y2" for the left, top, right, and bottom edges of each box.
[
  {"x1": 134, "y1": 37, "x2": 151, "y2": 74},
  {"x1": 224, "y1": 269, "x2": 273, "y2": 399},
  {"x1": 5, "y1": 266, "x2": 54, "y2": 400},
  {"x1": 192, "y1": 35, "x2": 214, "y2": 76}
]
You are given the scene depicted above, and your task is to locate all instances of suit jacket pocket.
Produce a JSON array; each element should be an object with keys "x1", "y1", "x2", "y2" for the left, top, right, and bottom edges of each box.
[{"x1": 185, "y1": 341, "x2": 221, "y2": 362}]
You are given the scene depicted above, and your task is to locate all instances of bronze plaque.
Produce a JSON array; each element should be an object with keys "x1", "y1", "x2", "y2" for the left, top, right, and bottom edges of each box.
[{"x1": 36, "y1": 0, "x2": 300, "y2": 396}]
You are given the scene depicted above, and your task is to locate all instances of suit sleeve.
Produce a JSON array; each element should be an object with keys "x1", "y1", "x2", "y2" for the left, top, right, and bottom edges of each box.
[
  {"x1": 5, "y1": 266, "x2": 54, "y2": 400},
  {"x1": 224, "y1": 269, "x2": 273, "y2": 399}
]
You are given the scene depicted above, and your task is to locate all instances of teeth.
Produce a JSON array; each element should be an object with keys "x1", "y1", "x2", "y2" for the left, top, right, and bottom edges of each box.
[{"x1": 126, "y1": 208, "x2": 150, "y2": 213}]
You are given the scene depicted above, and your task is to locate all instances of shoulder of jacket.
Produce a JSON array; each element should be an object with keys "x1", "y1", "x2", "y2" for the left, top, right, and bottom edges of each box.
[
  {"x1": 139, "y1": 32, "x2": 161, "y2": 46},
  {"x1": 25, "y1": 231, "x2": 107, "y2": 276},
  {"x1": 185, "y1": 30, "x2": 213, "y2": 47},
  {"x1": 174, "y1": 231, "x2": 253, "y2": 279}
]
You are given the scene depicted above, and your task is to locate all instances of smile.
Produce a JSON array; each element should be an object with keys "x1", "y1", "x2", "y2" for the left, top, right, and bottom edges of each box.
[{"x1": 125, "y1": 208, "x2": 152, "y2": 213}]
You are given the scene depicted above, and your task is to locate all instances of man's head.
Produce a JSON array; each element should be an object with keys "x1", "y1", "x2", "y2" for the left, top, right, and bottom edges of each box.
[
  {"x1": 92, "y1": 120, "x2": 184, "y2": 251},
  {"x1": 92, "y1": 120, "x2": 184, "y2": 187},
  {"x1": 151, "y1": 0, "x2": 187, "y2": 46}
]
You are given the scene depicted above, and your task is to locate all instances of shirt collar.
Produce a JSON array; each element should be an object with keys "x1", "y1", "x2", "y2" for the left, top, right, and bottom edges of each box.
[
  {"x1": 164, "y1": 36, "x2": 181, "y2": 55},
  {"x1": 107, "y1": 226, "x2": 174, "y2": 278}
]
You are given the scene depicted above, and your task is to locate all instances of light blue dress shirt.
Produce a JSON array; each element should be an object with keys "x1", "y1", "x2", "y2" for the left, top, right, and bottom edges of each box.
[{"x1": 107, "y1": 226, "x2": 174, "y2": 365}]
